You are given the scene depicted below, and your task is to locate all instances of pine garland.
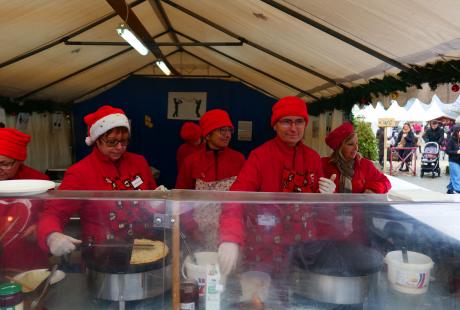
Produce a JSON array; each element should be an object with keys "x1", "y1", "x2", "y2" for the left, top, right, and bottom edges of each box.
[
  {"x1": 0, "y1": 96, "x2": 72, "y2": 114},
  {"x1": 308, "y1": 59, "x2": 460, "y2": 116},
  {"x1": 1, "y1": 59, "x2": 460, "y2": 115}
]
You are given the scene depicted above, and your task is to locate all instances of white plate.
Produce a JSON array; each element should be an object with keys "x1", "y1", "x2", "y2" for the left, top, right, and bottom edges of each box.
[
  {"x1": 0, "y1": 180, "x2": 56, "y2": 197},
  {"x1": 13, "y1": 269, "x2": 66, "y2": 293}
]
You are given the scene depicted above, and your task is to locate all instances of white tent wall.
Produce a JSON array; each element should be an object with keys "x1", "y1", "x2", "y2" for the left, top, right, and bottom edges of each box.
[
  {"x1": 303, "y1": 109, "x2": 345, "y2": 157},
  {"x1": 318, "y1": 113, "x2": 328, "y2": 157},
  {"x1": 3, "y1": 112, "x2": 72, "y2": 173}
]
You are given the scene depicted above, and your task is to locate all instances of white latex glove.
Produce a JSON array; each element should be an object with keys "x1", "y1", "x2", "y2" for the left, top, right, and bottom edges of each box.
[
  {"x1": 319, "y1": 174, "x2": 337, "y2": 194},
  {"x1": 154, "y1": 185, "x2": 168, "y2": 191},
  {"x1": 218, "y1": 242, "x2": 239, "y2": 276},
  {"x1": 46, "y1": 232, "x2": 81, "y2": 256}
]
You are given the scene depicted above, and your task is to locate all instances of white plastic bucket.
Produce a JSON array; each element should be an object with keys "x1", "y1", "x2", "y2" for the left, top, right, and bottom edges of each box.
[
  {"x1": 182, "y1": 252, "x2": 226, "y2": 296},
  {"x1": 384, "y1": 250, "x2": 434, "y2": 294}
]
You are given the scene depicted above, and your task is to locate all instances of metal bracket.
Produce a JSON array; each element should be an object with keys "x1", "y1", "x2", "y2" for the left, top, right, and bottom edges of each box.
[{"x1": 153, "y1": 213, "x2": 175, "y2": 229}]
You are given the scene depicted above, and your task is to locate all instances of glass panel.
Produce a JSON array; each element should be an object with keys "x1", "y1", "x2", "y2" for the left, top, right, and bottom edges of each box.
[{"x1": 1, "y1": 190, "x2": 459, "y2": 309}]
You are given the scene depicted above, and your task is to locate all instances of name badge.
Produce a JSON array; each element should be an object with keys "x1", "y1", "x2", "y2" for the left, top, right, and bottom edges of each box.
[
  {"x1": 131, "y1": 176, "x2": 143, "y2": 188},
  {"x1": 257, "y1": 214, "x2": 276, "y2": 227}
]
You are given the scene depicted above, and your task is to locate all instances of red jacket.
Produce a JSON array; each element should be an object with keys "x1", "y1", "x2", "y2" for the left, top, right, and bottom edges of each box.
[
  {"x1": 321, "y1": 156, "x2": 391, "y2": 194},
  {"x1": 1, "y1": 165, "x2": 49, "y2": 270},
  {"x1": 176, "y1": 142, "x2": 202, "y2": 171},
  {"x1": 175, "y1": 146, "x2": 245, "y2": 189},
  {"x1": 37, "y1": 148, "x2": 158, "y2": 252},
  {"x1": 319, "y1": 156, "x2": 391, "y2": 243},
  {"x1": 220, "y1": 137, "x2": 324, "y2": 274}
]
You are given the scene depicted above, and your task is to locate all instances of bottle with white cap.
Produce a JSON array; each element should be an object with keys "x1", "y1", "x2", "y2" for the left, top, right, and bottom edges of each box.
[{"x1": 205, "y1": 263, "x2": 223, "y2": 310}]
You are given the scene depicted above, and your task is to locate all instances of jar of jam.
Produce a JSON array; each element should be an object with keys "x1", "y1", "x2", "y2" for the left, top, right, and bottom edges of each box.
[
  {"x1": 0, "y1": 283, "x2": 23, "y2": 310},
  {"x1": 180, "y1": 279, "x2": 198, "y2": 310}
]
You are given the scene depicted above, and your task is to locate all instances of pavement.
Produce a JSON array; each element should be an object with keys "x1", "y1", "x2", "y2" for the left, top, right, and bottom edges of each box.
[{"x1": 381, "y1": 152, "x2": 450, "y2": 194}]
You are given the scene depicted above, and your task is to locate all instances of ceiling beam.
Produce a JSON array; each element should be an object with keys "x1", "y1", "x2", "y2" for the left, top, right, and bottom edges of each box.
[
  {"x1": 183, "y1": 50, "x2": 279, "y2": 99},
  {"x1": 148, "y1": 0, "x2": 181, "y2": 43},
  {"x1": 160, "y1": 0, "x2": 347, "y2": 90},
  {"x1": 106, "y1": 0, "x2": 180, "y2": 75},
  {"x1": 71, "y1": 49, "x2": 180, "y2": 103},
  {"x1": 176, "y1": 31, "x2": 318, "y2": 99},
  {"x1": 18, "y1": 30, "x2": 168, "y2": 100},
  {"x1": 17, "y1": 48, "x2": 133, "y2": 100},
  {"x1": 65, "y1": 41, "x2": 243, "y2": 47},
  {"x1": 135, "y1": 74, "x2": 232, "y2": 78},
  {"x1": 260, "y1": 0, "x2": 409, "y2": 71},
  {"x1": 0, "y1": 0, "x2": 145, "y2": 69}
]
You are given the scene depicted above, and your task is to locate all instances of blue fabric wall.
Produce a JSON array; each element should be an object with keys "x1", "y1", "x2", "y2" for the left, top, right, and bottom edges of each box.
[{"x1": 73, "y1": 76, "x2": 277, "y2": 188}]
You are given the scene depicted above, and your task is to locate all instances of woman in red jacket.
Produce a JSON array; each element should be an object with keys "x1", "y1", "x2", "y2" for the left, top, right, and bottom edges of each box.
[
  {"x1": 320, "y1": 122, "x2": 391, "y2": 242},
  {"x1": 0, "y1": 128, "x2": 50, "y2": 269},
  {"x1": 176, "y1": 121, "x2": 202, "y2": 172},
  {"x1": 322, "y1": 122, "x2": 391, "y2": 194},
  {"x1": 176, "y1": 109, "x2": 245, "y2": 250},
  {"x1": 37, "y1": 106, "x2": 160, "y2": 257}
]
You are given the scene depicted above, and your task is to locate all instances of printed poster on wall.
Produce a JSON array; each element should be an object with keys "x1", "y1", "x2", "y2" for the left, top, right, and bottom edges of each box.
[{"x1": 167, "y1": 92, "x2": 207, "y2": 120}]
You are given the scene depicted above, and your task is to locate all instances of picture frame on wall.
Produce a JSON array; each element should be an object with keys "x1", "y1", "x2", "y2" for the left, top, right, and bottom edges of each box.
[{"x1": 167, "y1": 92, "x2": 207, "y2": 120}]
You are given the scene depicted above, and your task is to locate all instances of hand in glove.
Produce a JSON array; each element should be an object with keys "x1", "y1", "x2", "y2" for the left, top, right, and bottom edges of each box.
[
  {"x1": 218, "y1": 242, "x2": 239, "y2": 276},
  {"x1": 154, "y1": 185, "x2": 168, "y2": 191},
  {"x1": 319, "y1": 174, "x2": 337, "y2": 194},
  {"x1": 46, "y1": 232, "x2": 81, "y2": 256}
]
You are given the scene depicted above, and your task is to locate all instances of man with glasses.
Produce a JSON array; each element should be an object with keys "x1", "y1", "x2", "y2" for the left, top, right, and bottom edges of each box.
[
  {"x1": 219, "y1": 96, "x2": 336, "y2": 276},
  {"x1": 38, "y1": 105, "x2": 161, "y2": 257},
  {"x1": 176, "y1": 109, "x2": 245, "y2": 250},
  {"x1": 0, "y1": 128, "x2": 50, "y2": 269}
]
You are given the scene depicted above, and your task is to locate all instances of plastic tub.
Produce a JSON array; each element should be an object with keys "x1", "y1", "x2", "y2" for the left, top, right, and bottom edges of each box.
[{"x1": 384, "y1": 250, "x2": 434, "y2": 294}]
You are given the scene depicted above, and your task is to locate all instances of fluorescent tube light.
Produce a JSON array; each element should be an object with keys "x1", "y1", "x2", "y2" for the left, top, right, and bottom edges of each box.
[
  {"x1": 116, "y1": 24, "x2": 148, "y2": 56},
  {"x1": 156, "y1": 60, "x2": 171, "y2": 76}
]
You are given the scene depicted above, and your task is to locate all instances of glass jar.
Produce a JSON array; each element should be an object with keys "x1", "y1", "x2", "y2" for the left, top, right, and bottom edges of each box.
[
  {"x1": 0, "y1": 283, "x2": 23, "y2": 310},
  {"x1": 180, "y1": 279, "x2": 198, "y2": 310}
]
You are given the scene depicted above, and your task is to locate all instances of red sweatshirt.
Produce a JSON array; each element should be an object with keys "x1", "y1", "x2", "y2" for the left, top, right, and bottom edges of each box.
[
  {"x1": 220, "y1": 137, "x2": 324, "y2": 274},
  {"x1": 1, "y1": 165, "x2": 49, "y2": 270},
  {"x1": 176, "y1": 146, "x2": 245, "y2": 189},
  {"x1": 176, "y1": 142, "x2": 202, "y2": 172},
  {"x1": 320, "y1": 156, "x2": 391, "y2": 242},
  {"x1": 37, "y1": 147, "x2": 158, "y2": 252}
]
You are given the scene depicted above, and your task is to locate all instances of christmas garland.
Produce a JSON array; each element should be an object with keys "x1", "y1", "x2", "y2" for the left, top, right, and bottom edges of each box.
[
  {"x1": 1, "y1": 59, "x2": 460, "y2": 115},
  {"x1": 308, "y1": 58, "x2": 460, "y2": 116},
  {"x1": 0, "y1": 96, "x2": 72, "y2": 114}
]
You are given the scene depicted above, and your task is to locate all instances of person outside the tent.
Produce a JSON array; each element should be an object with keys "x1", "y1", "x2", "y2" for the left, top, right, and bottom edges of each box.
[
  {"x1": 38, "y1": 105, "x2": 161, "y2": 257},
  {"x1": 218, "y1": 96, "x2": 336, "y2": 276},
  {"x1": 0, "y1": 128, "x2": 50, "y2": 269},
  {"x1": 396, "y1": 122, "x2": 416, "y2": 171},
  {"x1": 446, "y1": 125, "x2": 460, "y2": 194},
  {"x1": 423, "y1": 120, "x2": 444, "y2": 145},
  {"x1": 176, "y1": 109, "x2": 245, "y2": 250},
  {"x1": 176, "y1": 121, "x2": 202, "y2": 172},
  {"x1": 321, "y1": 122, "x2": 391, "y2": 242}
]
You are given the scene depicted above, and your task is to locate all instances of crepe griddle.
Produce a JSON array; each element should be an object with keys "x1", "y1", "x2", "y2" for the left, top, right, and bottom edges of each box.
[{"x1": 82, "y1": 240, "x2": 169, "y2": 274}]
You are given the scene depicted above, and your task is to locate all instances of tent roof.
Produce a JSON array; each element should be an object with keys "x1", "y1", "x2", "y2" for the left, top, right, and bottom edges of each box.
[{"x1": 2, "y1": 0, "x2": 460, "y2": 104}]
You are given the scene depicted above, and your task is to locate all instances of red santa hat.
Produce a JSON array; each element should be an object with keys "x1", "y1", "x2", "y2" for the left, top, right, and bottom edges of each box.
[
  {"x1": 200, "y1": 109, "x2": 233, "y2": 137},
  {"x1": 271, "y1": 96, "x2": 309, "y2": 126},
  {"x1": 180, "y1": 122, "x2": 201, "y2": 142},
  {"x1": 84, "y1": 105, "x2": 130, "y2": 146},
  {"x1": 325, "y1": 122, "x2": 355, "y2": 151},
  {"x1": 0, "y1": 128, "x2": 31, "y2": 161}
]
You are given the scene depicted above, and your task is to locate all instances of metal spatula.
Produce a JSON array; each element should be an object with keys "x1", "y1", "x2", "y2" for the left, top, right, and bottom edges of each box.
[{"x1": 30, "y1": 264, "x2": 58, "y2": 309}]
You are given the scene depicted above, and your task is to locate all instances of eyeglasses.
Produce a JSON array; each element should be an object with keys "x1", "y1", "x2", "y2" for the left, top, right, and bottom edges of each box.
[
  {"x1": 278, "y1": 118, "x2": 306, "y2": 128},
  {"x1": 0, "y1": 160, "x2": 17, "y2": 170},
  {"x1": 101, "y1": 138, "x2": 129, "y2": 147},
  {"x1": 217, "y1": 127, "x2": 234, "y2": 135}
]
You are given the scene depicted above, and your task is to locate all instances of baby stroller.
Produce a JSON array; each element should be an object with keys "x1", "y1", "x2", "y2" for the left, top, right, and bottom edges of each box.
[{"x1": 420, "y1": 142, "x2": 441, "y2": 178}]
